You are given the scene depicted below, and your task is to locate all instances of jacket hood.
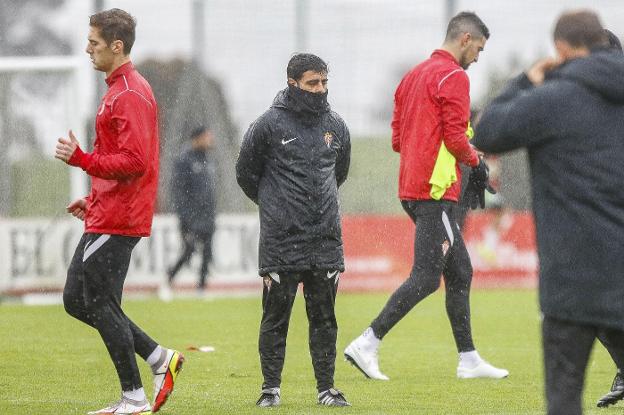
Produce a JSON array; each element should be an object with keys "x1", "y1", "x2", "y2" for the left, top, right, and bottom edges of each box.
[
  {"x1": 553, "y1": 50, "x2": 624, "y2": 103},
  {"x1": 272, "y1": 88, "x2": 290, "y2": 110}
]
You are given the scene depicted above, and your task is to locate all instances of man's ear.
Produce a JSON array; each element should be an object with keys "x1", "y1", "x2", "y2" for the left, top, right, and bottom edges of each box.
[
  {"x1": 110, "y1": 39, "x2": 125, "y2": 55},
  {"x1": 287, "y1": 78, "x2": 297, "y2": 87},
  {"x1": 460, "y1": 32, "x2": 472, "y2": 48}
]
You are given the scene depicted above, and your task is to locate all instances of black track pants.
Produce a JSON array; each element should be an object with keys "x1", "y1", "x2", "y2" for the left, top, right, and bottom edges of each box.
[
  {"x1": 370, "y1": 200, "x2": 475, "y2": 352},
  {"x1": 259, "y1": 270, "x2": 339, "y2": 392},
  {"x1": 63, "y1": 233, "x2": 158, "y2": 392},
  {"x1": 543, "y1": 316, "x2": 624, "y2": 415},
  {"x1": 168, "y1": 223, "x2": 214, "y2": 289},
  {"x1": 597, "y1": 330, "x2": 624, "y2": 370}
]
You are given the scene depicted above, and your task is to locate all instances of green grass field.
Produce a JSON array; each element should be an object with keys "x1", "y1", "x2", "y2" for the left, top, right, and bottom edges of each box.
[
  {"x1": 340, "y1": 137, "x2": 403, "y2": 215},
  {"x1": 0, "y1": 290, "x2": 619, "y2": 414}
]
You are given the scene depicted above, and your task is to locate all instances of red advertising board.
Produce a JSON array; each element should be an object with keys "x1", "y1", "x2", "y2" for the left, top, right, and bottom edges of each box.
[
  {"x1": 341, "y1": 211, "x2": 538, "y2": 292},
  {"x1": 1, "y1": 213, "x2": 538, "y2": 297}
]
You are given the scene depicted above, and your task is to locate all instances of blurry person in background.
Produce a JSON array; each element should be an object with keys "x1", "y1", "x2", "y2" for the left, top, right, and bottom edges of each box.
[
  {"x1": 595, "y1": 28, "x2": 624, "y2": 409},
  {"x1": 163, "y1": 125, "x2": 217, "y2": 299},
  {"x1": 473, "y1": 10, "x2": 624, "y2": 415},
  {"x1": 344, "y1": 11, "x2": 508, "y2": 383},
  {"x1": 54, "y1": 8, "x2": 183, "y2": 414},
  {"x1": 236, "y1": 53, "x2": 351, "y2": 407}
]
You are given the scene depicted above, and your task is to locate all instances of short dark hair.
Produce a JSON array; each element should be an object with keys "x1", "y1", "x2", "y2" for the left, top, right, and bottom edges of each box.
[
  {"x1": 286, "y1": 53, "x2": 328, "y2": 81},
  {"x1": 445, "y1": 11, "x2": 490, "y2": 41},
  {"x1": 553, "y1": 10, "x2": 607, "y2": 49},
  {"x1": 605, "y1": 29, "x2": 623, "y2": 52},
  {"x1": 89, "y1": 8, "x2": 136, "y2": 55},
  {"x1": 190, "y1": 125, "x2": 209, "y2": 140}
]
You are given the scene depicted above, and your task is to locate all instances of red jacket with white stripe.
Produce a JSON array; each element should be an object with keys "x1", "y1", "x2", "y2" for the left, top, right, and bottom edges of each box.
[
  {"x1": 391, "y1": 49, "x2": 479, "y2": 202},
  {"x1": 69, "y1": 62, "x2": 160, "y2": 236}
]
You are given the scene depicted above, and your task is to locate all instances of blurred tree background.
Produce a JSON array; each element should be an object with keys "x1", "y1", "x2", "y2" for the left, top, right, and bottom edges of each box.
[
  {"x1": 0, "y1": 0, "x2": 71, "y2": 217},
  {"x1": 0, "y1": 0, "x2": 578, "y2": 218},
  {"x1": 137, "y1": 59, "x2": 245, "y2": 213}
]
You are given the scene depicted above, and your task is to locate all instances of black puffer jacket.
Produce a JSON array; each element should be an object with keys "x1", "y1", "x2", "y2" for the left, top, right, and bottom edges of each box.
[
  {"x1": 474, "y1": 50, "x2": 624, "y2": 330},
  {"x1": 171, "y1": 148, "x2": 217, "y2": 233},
  {"x1": 236, "y1": 87, "x2": 350, "y2": 275}
]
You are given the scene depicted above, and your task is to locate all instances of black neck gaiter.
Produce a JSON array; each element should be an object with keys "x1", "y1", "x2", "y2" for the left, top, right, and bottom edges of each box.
[{"x1": 287, "y1": 84, "x2": 329, "y2": 117}]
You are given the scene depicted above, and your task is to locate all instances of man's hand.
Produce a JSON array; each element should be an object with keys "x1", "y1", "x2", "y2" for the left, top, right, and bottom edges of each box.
[
  {"x1": 470, "y1": 144, "x2": 485, "y2": 159},
  {"x1": 66, "y1": 198, "x2": 87, "y2": 221},
  {"x1": 55, "y1": 130, "x2": 80, "y2": 163},
  {"x1": 526, "y1": 57, "x2": 561, "y2": 86},
  {"x1": 463, "y1": 158, "x2": 497, "y2": 210},
  {"x1": 471, "y1": 157, "x2": 490, "y2": 184}
]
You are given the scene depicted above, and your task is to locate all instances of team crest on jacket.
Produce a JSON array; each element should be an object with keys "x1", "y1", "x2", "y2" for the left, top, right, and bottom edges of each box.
[{"x1": 324, "y1": 132, "x2": 334, "y2": 147}]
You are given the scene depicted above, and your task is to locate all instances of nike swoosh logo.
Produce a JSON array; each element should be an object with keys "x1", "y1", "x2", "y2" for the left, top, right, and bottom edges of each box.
[
  {"x1": 281, "y1": 137, "x2": 298, "y2": 145},
  {"x1": 327, "y1": 270, "x2": 339, "y2": 279}
]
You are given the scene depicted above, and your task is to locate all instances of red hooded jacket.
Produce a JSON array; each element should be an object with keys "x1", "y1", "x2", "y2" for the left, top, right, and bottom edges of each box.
[
  {"x1": 69, "y1": 62, "x2": 159, "y2": 237},
  {"x1": 391, "y1": 49, "x2": 479, "y2": 202}
]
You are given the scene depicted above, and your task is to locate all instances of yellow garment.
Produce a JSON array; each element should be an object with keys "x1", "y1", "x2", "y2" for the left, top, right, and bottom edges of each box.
[{"x1": 429, "y1": 122, "x2": 474, "y2": 200}]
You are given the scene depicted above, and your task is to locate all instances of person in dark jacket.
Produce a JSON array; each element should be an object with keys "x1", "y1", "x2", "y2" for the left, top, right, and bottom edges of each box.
[
  {"x1": 236, "y1": 53, "x2": 351, "y2": 408},
  {"x1": 473, "y1": 11, "x2": 624, "y2": 415},
  {"x1": 167, "y1": 125, "x2": 217, "y2": 292},
  {"x1": 594, "y1": 28, "x2": 624, "y2": 409}
]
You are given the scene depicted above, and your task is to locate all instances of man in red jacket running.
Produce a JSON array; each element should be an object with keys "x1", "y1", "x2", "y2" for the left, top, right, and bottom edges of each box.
[
  {"x1": 345, "y1": 11, "x2": 507, "y2": 381},
  {"x1": 55, "y1": 9, "x2": 182, "y2": 414}
]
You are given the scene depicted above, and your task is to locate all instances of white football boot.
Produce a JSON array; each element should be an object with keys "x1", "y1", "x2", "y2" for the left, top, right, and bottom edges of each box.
[
  {"x1": 87, "y1": 396, "x2": 151, "y2": 414},
  {"x1": 344, "y1": 328, "x2": 389, "y2": 380},
  {"x1": 457, "y1": 360, "x2": 509, "y2": 379}
]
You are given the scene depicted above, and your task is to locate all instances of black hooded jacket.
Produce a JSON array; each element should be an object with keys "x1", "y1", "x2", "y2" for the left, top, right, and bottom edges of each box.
[
  {"x1": 236, "y1": 87, "x2": 351, "y2": 275},
  {"x1": 473, "y1": 50, "x2": 624, "y2": 330},
  {"x1": 171, "y1": 148, "x2": 217, "y2": 233}
]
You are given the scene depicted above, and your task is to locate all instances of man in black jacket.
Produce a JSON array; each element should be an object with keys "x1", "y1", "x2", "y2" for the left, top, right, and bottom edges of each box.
[
  {"x1": 473, "y1": 10, "x2": 624, "y2": 415},
  {"x1": 236, "y1": 53, "x2": 351, "y2": 407},
  {"x1": 594, "y1": 28, "x2": 624, "y2": 409},
  {"x1": 167, "y1": 126, "x2": 217, "y2": 293}
]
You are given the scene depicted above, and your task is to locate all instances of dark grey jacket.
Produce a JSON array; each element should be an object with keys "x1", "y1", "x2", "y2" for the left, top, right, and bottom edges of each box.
[
  {"x1": 236, "y1": 88, "x2": 351, "y2": 275},
  {"x1": 473, "y1": 50, "x2": 624, "y2": 330},
  {"x1": 171, "y1": 148, "x2": 217, "y2": 233}
]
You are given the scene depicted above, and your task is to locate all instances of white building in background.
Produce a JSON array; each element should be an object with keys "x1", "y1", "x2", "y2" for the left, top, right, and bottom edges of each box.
[{"x1": 57, "y1": 0, "x2": 624, "y2": 138}]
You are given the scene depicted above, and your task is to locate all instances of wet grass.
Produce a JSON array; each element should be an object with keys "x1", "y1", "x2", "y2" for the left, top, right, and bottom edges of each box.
[
  {"x1": 340, "y1": 137, "x2": 403, "y2": 215},
  {"x1": 0, "y1": 290, "x2": 619, "y2": 414}
]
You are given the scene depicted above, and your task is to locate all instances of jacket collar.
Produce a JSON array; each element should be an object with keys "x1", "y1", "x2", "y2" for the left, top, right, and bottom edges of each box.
[
  {"x1": 105, "y1": 61, "x2": 134, "y2": 86},
  {"x1": 431, "y1": 49, "x2": 460, "y2": 66}
]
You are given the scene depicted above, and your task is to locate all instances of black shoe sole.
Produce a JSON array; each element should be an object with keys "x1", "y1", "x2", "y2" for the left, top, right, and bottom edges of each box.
[
  {"x1": 256, "y1": 402, "x2": 280, "y2": 407},
  {"x1": 597, "y1": 392, "x2": 624, "y2": 408},
  {"x1": 318, "y1": 402, "x2": 351, "y2": 407},
  {"x1": 344, "y1": 353, "x2": 371, "y2": 379}
]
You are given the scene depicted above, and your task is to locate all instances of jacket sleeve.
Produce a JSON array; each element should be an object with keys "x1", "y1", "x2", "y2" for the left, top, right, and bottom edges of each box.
[
  {"x1": 69, "y1": 92, "x2": 153, "y2": 179},
  {"x1": 335, "y1": 120, "x2": 351, "y2": 187},
  {"x1": 391, "y1": 79, "x2": 405, "y2": 153},
  {"x1": 473, "y1": 73, "x2": 555, "y2": 153},
  {"x1": 437, "y1": 70, "x2": 479, "y2": 167},
  {"x1": 236, "y1": 117, "x2": 269, "y2": 204}
]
